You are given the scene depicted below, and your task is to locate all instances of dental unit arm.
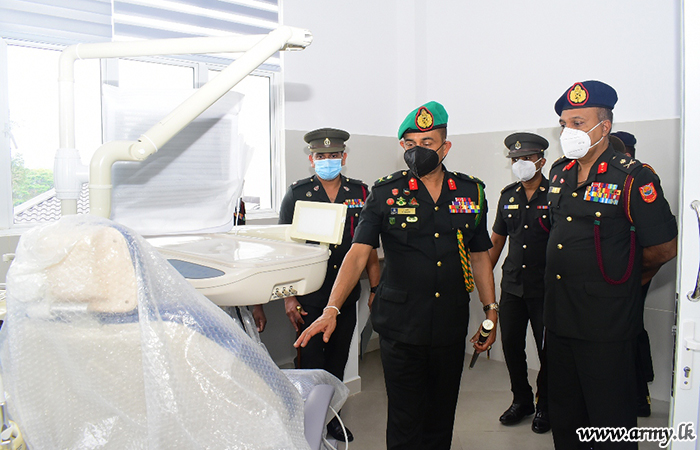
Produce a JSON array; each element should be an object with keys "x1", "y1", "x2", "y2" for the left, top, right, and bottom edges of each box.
[{"x1": 54, "y1": 26, "x2": 313, "y2": 218}]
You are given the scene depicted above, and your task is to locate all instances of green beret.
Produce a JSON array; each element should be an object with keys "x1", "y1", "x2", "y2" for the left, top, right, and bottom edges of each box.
[{"x1": 397, "y1": 101, "x2": 448, "y2": 139}]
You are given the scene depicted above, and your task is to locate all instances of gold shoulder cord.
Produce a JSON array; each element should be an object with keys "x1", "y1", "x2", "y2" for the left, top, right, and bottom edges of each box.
[{"x1": 457, "y1": 183, "x2": 485, "y2": 293}]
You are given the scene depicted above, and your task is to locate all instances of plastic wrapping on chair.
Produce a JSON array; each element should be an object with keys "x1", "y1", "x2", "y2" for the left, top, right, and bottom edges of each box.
[
  {"x1": 0, "y1": 215, "x2": 312, "y2": 450},
  {"x1": 282, "y1": 370, "x2": 348, "y2": 418}
]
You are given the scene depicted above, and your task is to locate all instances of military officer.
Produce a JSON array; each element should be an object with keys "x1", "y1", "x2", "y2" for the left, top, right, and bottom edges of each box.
[
  {"x1": 546, "y1": 80, "x2": 677, "y2": 449},
  {"x1": 611, "y1": 131, "x2": 637, "y2": 158},
  {"x1": 279, "y1": 128, "x2": 381, "y2": 442},
  {"x1": 490, "y1": 132, "x2": 550, "y2": 433},
  {"x1": 295, "y1": 102, "x2": 498, "y2": 450}
]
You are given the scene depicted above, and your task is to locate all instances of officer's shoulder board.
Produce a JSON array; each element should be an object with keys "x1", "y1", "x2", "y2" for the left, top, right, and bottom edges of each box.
[
  {"x1": 374, "y1": 170, "x2": 408, "y2": 186},
  {"x1": 500, "y1": 181, "x2": 519, "y2": 194},
  {"x1": 551, "y1": 155, "x2": 570, "y2": 169},
  {"x1": 609, "y1": 154, "x2": 645, "y2": 175},
  {"x1": 290, "y1": 177, "x2": 315, "y2": 189},
  {"x1": 344, "y1": 176, "x2": 368, "y2": 188},
  {"x1": 450, "y1": 171, "x2": 485, "y2": 187}
]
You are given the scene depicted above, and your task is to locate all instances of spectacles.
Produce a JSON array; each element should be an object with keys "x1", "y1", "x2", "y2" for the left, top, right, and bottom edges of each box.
[{"x1": 313, "y1": 152, "x2": 343, "y2": 160}]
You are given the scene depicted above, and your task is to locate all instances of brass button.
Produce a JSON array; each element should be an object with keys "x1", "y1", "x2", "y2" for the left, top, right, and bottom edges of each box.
[
  {"x1": 334, "y1": 245, "x2": 338, "y2": 248},
  {"x1": 401, "y1": 223, "x2": 407, "y2": 228},
  {"x1": 435, "y1": 292, "x2": 441, "y2": 298},
  {"x1": 556, "y1": 274, "x2": 562, "y2": 279},
  {"x1": 524, "y1": 225, "x2": 529, "y2": 229},
  {"x1": 355, "y1": 213, "x2": 359, "y2": 217},
  {"x1": 434, "y1": 233, "x2": 440, "y2": 238},
  {"x1": 402, "y1": 171, "x2": 407, "y2": 176},
  {"x1": 437, "y1": 261, "x2": 442, "y2": 267},
  {"x1": 543, "y1": 215, "x2": 547, "y2": 219},
  {"x1": 572, "y1": 192, "x2": 578, "y2": 198},
  {"x1": 557, "y1": 244, "x2": 563, "y2": 249},
  {"x1": 548, "y1": 201, "x2": 552, "y2": 205},
  {"x1": 523, "y1": 244, "x2": 527, "y2": 249},
  {"x1": 333, "y1": 265, "x2": 338, "y2": 269},
  {"x1": 465, "y1": 224, "x2": 469, "y2": 228},
  {"x1": 522, "y1": 264, "x2": 527, "y2": 269},
  {"x1": 595, "y1": 212, "x2": 601, "y2": 217},
  {"x1": 526, "y1": 205, "x2": 530, "y2": 209},
  {"x1": 566, "y1": 216, "x2": 573, "y2": 222},
  {"x1": 508, "y1": 214, "x2": 512, "y2": 218},
  {"x1": 434, "y1": 206, "x2": 439, "y2": 211}
]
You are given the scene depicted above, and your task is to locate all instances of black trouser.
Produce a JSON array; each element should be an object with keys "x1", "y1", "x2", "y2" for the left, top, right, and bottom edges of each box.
[
  {"x1": 499, "y1": 291, "x2": 548, "y2": 409},
  {"x1": 296, "y1": 301, "x2": 357, "y2": 380},
  {"x1": 379, "y1": 336, "x2": 466, "y2": 450},
  {"x1": 548, "y1": 331, "x2": 637, "y2": 450}
]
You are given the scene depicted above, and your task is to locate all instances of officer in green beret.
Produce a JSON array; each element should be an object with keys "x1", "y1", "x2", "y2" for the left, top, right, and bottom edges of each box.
[
  {"x1": 278, "y1": 127, "x2": 381, "y2": 442},
  {"x1": 295, "y1": 102, "x2": 498, "y2": 449},
  {"x1": 547, "y1": 81, "x2": 677, "y2": 448},
  {"x1": 490, "y1": 132, "x2": 550, "y2": 433}
]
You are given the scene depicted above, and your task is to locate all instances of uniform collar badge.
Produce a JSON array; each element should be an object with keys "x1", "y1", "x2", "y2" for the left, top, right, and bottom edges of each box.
[
  {"x1": 564, "y1": 160, "x2": 577, "y2": 171},
  {"x1": 597, "y1": 162, "x2": 608, "y2": 174},
  {"x1": 409, "y1": 178, "x2": 419, "y2": 191},
  {"x1": 448, "y1": 178, "x2": 457, "y2": 191}
]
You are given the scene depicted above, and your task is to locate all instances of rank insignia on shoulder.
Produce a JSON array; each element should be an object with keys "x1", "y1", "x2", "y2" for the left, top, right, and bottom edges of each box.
[
  {"x1": 306, "y1": 191, "x2": 312, "y2": 197},
  {"x1": 344, "y1": 199, "x2": 365, "y2": 208},
  {"x1": 549, "y1": 187, "x2": 561, "y2": 194},
  {"x1": 504, "y1": 205, "x2": 519, "y2": 209},
  {"x1": 639, "y1": 182, "x2": 658, "y2": 203},
  {"x1": 584, "y1": 182, "x2": 621, "y2": 205},
  {"x1": 449, "y1": 197, "x2": 480, "y2": 213}
]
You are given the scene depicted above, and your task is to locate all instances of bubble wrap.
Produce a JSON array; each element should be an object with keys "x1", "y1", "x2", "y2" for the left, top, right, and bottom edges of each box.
[{"x1": 0, "y1": 215, "x2": 330, "y2": 450}]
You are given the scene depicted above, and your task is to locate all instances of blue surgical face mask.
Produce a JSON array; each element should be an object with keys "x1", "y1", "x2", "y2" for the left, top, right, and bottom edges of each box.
[{"x1": 314, "y1": 158, "x2": 343, "y2": 180}]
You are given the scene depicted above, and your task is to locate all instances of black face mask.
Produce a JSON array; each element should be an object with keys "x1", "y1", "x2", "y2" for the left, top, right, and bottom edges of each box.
[{"x1": 403, "y1": 144, "x2": 443, "y2": 177}]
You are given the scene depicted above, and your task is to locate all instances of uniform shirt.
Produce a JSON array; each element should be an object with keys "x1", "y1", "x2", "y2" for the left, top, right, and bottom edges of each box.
[
  {"x1": 493, "y1": 177, "x2": 551, "y2": 298},
  {"x1": 279, "y1": 174, "x2": 369, "y2": 308},
  {"x1": 353, "y1": 167, "x2": 492, "y2": 346},
  {"x1": 545, "y1": 145, "x2": 677, "y2": 342}
]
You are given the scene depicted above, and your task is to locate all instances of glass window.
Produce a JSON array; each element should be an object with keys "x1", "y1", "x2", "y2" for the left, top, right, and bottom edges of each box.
[
  {"x1": 209, "y1": 70, "x2": 272, "y2": 211},
  {"x1": 7, "y1": 43, "x2": 101, "y2": 221}
]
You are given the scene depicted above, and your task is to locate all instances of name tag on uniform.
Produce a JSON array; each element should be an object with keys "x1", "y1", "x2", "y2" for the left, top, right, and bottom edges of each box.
[
  {"x1": 449, "y1": 197, "x2": 480, "y2": 213},
  {"x1": 504, "y1": 205, "x2": 519, "y2": 210},
  {"x1": 344, "y1": 199, "x2": 365, "y2": 208},
  {"x1": 549, "y1": 187, "x2": 561, "y2": 194},
  {"x1": 397, "y1": 208, "x2": 416, "y2": 215},
  {"x1": 584, "y1": 182, "x2": 621, "y2": 205}
]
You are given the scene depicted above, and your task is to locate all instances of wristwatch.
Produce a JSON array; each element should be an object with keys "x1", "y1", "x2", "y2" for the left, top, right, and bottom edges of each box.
[
  {"x1": 483, "y1": 302, "x2": 499, "y2": 313},
  {"x1": 370, "y1": 285, "x2": 378, "y2": 294}
]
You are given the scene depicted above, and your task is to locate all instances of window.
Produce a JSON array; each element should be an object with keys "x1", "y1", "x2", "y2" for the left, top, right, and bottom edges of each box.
[{"x1": 3, "y1": 42, "x2": 281, "y2": 226}]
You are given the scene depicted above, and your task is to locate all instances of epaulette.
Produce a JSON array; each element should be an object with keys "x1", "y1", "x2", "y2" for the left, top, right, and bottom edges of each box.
[
  {"x1": 344, "y1": 176, "x2": 367, "y2": 187},
  {"x1": 290, "y1": 177, "x2": 315, "y2": 189},
  {"x1": 609, "y1": 153, "x2": 643, "y2": 175},
  {"x1": 374, "y1": 170, "x2": 409, "y2": 186},
  {"x1": 450, "y1": 171, "x2": 485, "y2": 187},
  {"x1": 500, "y1": 181, "x2": 519, "y2": 194},
  {"x1": 551, "y1": 155, "x2": 570, "y2": 168}
]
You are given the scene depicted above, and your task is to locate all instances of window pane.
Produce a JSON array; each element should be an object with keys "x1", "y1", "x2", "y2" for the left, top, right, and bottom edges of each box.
[
  {"x1": 209, "y1": 70, "x2": 271, "y2": 211},
  {"x1": 7, "y1": 44, "x2": 101, "y2": 222}
]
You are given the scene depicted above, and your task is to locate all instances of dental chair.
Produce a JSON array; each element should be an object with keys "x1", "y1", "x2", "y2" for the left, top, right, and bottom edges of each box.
[{"x1": 0, "y1": 215, "x2": 347, "y2": 450}]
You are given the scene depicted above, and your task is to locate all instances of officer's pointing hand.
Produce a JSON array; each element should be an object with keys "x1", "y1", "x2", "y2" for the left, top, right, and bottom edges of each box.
[{"x1": 294, "y1": 308, "x2": 338, "y2": 348}]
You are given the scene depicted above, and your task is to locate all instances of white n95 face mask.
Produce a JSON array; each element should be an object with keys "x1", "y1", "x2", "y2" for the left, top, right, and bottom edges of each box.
[
  {"x1": 559, "y1": 121, "x2": 604, "y2": 159},
  {"x1": 511, "y1": 158, "x2": 541, "y2": 182}
]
